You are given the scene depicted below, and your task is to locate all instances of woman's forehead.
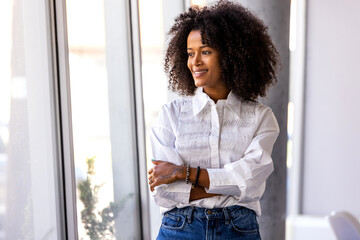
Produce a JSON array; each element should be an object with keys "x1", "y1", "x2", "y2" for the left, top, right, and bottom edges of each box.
[{"x1": 187, "y1": 30, "x2": 208, "y2": 46}]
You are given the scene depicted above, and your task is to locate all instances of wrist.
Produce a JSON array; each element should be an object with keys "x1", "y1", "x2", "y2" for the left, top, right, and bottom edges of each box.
[{"x1": 176, "y1": 165, "x2": 187, "y2": 181}]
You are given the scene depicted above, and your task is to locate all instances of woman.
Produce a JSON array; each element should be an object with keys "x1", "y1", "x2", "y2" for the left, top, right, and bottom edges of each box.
[{"x1": 148, "y1": 1, "x2": 280, "y2": 239}]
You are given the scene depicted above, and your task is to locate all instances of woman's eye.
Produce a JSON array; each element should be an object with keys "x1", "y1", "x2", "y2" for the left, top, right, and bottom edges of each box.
[
  {"x1": 202, "y1": 51, "x2": 210, "y2": 55},
  {"x1": 188, "y1": 52, "x2": 194, "y2": 57}
]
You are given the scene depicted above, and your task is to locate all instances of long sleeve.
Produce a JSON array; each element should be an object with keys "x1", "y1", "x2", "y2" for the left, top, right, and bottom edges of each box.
[
  {"x1": 150, "y1": 102, "x2": 192, "y2": 208},
  {"x1": 206, "y1": 108, "x2": 279, "y2": 202}
]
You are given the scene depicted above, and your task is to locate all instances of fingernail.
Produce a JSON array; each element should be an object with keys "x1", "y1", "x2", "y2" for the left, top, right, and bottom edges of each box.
[{"x1": 151, "y1": 159, "x2": 156, "y2": 162}]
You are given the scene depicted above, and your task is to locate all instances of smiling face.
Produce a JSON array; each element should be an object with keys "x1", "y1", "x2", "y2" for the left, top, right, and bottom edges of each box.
[{"x1": 187, "y1": 30, "x2": 227, "y2": 94}]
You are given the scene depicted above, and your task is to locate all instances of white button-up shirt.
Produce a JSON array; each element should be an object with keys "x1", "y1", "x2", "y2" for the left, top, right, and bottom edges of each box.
[{"x1": 150, "y1": 87, "x2": 279, "y2": 216}]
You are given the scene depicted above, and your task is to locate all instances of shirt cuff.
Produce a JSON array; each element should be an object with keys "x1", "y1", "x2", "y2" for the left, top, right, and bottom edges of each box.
[
  {"x1": 206, "y1": 168, "x2": 241, "y2": 197},
  {"x1": 154, "y1": 181, "x2": 192, "y2": 205}
]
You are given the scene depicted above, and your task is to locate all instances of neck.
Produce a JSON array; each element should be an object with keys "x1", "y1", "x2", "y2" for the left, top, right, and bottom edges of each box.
[{"x1": 203, "y1": 87, "x2": 230, "y2": 103}]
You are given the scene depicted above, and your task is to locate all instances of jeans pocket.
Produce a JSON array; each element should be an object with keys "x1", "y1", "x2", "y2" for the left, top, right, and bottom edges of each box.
[
  {"x1": 161, "y1": 212, "x2": 186, "y2": 230},
  {"x1": 230, "y1": 209, "x2": 259, "y2": 234}
]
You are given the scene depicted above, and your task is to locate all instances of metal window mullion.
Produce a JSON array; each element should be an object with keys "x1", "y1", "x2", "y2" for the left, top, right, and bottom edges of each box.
[
  {"x1": 128, "y1": 0, "x2": 151, "y2": 238},
  {"x1": 52, "y1": 0, "x2": 78, "y2": 239},
  {"x1": 47, "y1": 0, "x2": 68, "y2": 239}
]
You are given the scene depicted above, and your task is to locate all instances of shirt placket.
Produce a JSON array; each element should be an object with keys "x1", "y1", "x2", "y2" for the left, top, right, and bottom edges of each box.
[{"x1": 209, "y1": 102, "x2": 220, "y2": 168}]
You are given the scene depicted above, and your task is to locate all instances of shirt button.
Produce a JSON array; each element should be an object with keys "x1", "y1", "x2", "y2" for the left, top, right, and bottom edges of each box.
[{"x1": 207, "y1": 210, "x2": 212, "y2": 215}]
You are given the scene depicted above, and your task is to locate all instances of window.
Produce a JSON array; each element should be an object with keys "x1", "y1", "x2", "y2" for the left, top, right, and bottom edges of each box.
[
  {"x1": 0, "y1": 0, "x2": 150, "y2": 238},
  {"x1": 65, "y1": 0, "x2": 143, "y2": 238},
  {"x1": 0, "y1": 0, "x2": 64, "y2": 239}
]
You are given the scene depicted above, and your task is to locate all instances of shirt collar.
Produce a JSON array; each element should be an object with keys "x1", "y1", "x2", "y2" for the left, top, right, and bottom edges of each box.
[
  {"x1": 192, "y1": 87, "x2": 242, "y2": 119},
  {"x1": 192, "y1": 87, "x2": 210, "y2": 117}
]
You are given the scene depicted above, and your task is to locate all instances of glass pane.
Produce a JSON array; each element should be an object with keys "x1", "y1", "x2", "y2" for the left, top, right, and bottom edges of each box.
[
  {"x1": 137, "y1": 0, "x2": 167, "y2": 239},
  {"x1": 138, "y1": 1, "x2": 208, "y2": 238},
  {"x1": 0, "y1": 0, "x2": 62, "y2": 239},
  {"x1": 65, "y1": 0, "x2": 141, "y2": 239}
]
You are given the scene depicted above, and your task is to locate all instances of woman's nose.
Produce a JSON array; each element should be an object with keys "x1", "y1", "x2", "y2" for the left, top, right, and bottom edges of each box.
[{"x1": 193, "y1": 53, "x2": 202, "y2": 66}]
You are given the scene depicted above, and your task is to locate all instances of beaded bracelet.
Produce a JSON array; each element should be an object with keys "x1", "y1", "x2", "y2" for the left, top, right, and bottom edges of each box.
[
  {"x1": 185, "y1": 165, "x2": 190, "y2": 184},
  {"x1": 192, "y1": 166, "x2": 200, "y2": 189}
]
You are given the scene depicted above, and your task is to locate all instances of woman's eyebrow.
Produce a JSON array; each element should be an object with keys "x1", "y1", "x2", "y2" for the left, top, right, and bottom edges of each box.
[{"x1": 187, "y1": 45, "x2": 209, "y2": 50}]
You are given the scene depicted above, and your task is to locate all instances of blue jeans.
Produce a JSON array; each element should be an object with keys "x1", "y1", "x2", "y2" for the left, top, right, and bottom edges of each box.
[{"x1": 157, "y1": 205, "x2": 261, "y2": 240}]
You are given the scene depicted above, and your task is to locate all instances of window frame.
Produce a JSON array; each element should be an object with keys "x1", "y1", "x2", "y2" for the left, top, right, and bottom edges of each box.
[{"x1": 52, "y1": 0, "x2": 150, "y2": 238}]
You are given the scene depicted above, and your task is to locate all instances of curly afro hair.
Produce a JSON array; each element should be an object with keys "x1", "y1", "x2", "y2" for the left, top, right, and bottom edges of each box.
[{"x1": 164, "y1": 0, "x2": 280, "y2": 101}]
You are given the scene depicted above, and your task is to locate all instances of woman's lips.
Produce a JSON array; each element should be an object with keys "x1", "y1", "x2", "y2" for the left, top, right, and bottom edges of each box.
[{"x1": 193, "y1": 69, "x2": 208, "y2": 77}]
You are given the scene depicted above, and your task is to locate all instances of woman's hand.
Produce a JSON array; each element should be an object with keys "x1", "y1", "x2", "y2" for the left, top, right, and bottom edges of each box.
[{"x1": 148, "y1": 160, "x2": 185, "y2": 192}]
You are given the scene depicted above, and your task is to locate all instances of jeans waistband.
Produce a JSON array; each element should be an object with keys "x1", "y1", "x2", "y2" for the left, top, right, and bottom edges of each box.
[{"x1": 165, "y1": 205, "x2": 254, "y2": 225}]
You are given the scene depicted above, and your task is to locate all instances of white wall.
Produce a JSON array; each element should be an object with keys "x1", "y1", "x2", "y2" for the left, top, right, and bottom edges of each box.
[
  {"x1": 287, "y1": 1, "x2": 360, "y2": 239},
  {"x1": 302, "y1": 0, "x2": 360, "y2": 216}
]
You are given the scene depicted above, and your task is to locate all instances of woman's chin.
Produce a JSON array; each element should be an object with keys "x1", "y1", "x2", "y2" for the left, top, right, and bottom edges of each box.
[{"x1": 194, "y1": 80, "x2": 205, "y2": 88}]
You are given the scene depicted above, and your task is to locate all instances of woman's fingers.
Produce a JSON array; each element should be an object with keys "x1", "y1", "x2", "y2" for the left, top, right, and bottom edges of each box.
[
  {"x1": 148, "y1": 161, "x2": 182, "y2": 192},
  {"x1": 150, "y1": 179, "x2": 158, "y2": 192},
  {"x1": 152, "y1": 160, "x2": 165, "y2": 165},
  {"x1": 149, "y1": 176, "x2": 155, "y2": 191}
]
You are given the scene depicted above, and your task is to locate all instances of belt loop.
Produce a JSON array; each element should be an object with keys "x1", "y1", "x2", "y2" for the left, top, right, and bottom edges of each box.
[
  {"x1": 187, "y1": 206, "x2": 195, "y2": 223},
  {"x1": 223, "y1": 207, "x2": 230, "y2": 225}
]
